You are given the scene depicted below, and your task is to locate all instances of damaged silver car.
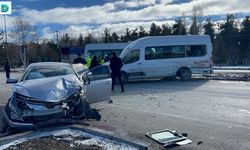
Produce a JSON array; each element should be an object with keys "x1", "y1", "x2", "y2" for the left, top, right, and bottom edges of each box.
[{"x1": 0, "y1": 62, "x2": 112, "y2": 132}]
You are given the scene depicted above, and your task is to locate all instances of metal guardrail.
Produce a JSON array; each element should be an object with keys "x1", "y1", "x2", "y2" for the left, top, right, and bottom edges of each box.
[{"x1": 213, "y1": 66, "x2": 250, "y2": 70}]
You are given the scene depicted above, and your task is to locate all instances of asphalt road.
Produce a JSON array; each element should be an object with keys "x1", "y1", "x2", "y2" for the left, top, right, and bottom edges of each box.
[
  {"x1": 90, "y1": 79, "x2": 250, "y2": 150},
  {"x1": 0, "y1": 72, "x2": 250, "y2": 150}
]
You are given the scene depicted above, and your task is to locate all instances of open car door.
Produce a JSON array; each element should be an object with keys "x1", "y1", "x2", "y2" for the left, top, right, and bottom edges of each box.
[{"x1": 86, "y1": 65, "x2": 112, "y2": 104}]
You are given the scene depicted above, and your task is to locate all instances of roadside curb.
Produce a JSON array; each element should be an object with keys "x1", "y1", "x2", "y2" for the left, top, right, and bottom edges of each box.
[{"x1": 0, "y1": 125, "x2": 148, "y2": 150}]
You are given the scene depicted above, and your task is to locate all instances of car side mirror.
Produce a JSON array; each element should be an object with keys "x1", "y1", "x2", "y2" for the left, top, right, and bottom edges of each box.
[
  {"x1": 6, "y1": 78, "x2": 18, "y2": 84},
  {"x1": 82, "y1": 72, "x2": 92, "y2": 85}
]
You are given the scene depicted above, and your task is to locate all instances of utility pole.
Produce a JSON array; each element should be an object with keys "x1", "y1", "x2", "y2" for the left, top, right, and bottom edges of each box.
[{"x1": 55, "y1": 31, "x2": 61, "y2": 62}]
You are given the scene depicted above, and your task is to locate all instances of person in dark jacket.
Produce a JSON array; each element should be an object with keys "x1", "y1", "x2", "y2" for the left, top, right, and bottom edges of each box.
[
  {"x1": 89, "y1": 55, "x2": 100, "y2": 70},
  {"x1": 73, "y1": 53, "x2": 86, "y2": 64},
  {"x1": 109, "y1": 52, "x2": 124, "y2": 92},
  {"x1": 104, "y1": 54, "x2": 110, "y2": 62},
  {"x1": 4, "y1": 59, "x2": 10, "y2": 79}
]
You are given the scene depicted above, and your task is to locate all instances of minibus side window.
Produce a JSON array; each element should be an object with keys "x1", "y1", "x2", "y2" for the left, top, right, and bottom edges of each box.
[
  {"x1": 123, "y1": 49, "x2": 140, "y2": 64},
  {"x1": 186, "y1": 45, "x2": 207, "y2": 57},
  {"x1": 145, "y1": 45, "x2": 185, "y2": 60}
]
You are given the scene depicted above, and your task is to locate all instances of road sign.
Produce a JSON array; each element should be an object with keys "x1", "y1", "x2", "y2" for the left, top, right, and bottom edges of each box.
[{"x1": 0, "y1": 1, "x2": 11, "y2": 15}]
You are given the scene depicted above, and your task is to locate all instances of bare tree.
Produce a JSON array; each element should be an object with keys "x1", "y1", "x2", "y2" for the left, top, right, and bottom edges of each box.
[
  {"x1": 10, "y1": 16, "x2": 34, "y2": 67},
  {"x1": 190, "y1": 4, "x2": 203, "y2": 34}
]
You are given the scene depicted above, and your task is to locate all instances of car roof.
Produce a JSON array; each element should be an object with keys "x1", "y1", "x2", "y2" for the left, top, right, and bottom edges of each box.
[{"x1": 28, "y1": 62, "x2": 72, "y2": 68}]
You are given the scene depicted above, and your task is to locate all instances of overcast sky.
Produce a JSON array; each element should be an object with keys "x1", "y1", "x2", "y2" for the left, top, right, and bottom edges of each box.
[{"x1": 1, "y1": 0, "x2": 250, "y2": 40}]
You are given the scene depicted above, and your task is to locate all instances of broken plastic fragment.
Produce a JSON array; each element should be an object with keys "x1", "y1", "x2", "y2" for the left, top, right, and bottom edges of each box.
[{"x1": 176, "y1": 139, "x2": 192, "y2": 146}]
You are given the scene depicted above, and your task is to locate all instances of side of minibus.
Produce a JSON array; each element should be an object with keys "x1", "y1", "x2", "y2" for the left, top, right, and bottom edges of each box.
[{"x1": 119, "y1": 35, "x2": 213, "y2": 82}]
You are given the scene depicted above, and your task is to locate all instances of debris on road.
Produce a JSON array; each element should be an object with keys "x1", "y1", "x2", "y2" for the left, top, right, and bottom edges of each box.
[
  {"x1": 197, "y1": 141, "x2": 203, "y2": 145},
  {"x1": 145, "y1": 129, "x2": 192, "y2": 148},
  {"x1": 108, "y1": 100, "x2": 113, "y2": 104}
]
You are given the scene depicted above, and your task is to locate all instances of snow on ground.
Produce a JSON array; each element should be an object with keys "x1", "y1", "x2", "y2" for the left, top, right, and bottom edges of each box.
[{"x1": 0, "y1": 129, "x2": 139, "y2": 150}]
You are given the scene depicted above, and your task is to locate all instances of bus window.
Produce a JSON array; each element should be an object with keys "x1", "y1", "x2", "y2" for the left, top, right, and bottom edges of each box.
[
  {"x1": 123, "y1": 49, "x2": 140, "y2": 64},
  {"x1": 145, "y1": 47, "x2": 156, "y2": 60},
  {"x1": 171, "y1": 46, "x2": 185, "y2": 58},
  {"x1": 186, "y1": 45, "x2": 207, "y2": 57},
  {"x1": 87, "y1": 49, "x2": 123, "y2": 59},
  {"x1": 145, "y1": 45, "x2": 185, "y2": 60}
]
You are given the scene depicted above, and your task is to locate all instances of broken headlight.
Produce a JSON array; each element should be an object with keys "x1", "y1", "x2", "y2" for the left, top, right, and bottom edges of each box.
[{"x1": 11, "y1": 93, "x2": 32, "y2": 110}]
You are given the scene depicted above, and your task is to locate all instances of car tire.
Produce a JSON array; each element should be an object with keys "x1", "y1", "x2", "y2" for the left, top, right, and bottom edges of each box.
[
  {"x1": 0, "y1": 112, "x2": 8, "y2": 134},
  {"x1": 180, "y1": 69, "x2": 192, "y2": 81}
]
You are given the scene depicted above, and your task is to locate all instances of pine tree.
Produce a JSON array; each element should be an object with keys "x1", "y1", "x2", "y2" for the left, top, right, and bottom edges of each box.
[
  {"x1": 138, "y1": 26, "x2": 147, "y2": 38},
  {"x1": 150, "y1": 23, "x2": 161, "y2": 36},
  {"x1": 172, "y1": 19, "x2": 187, "y2": 35},
  {"x1": 203, "y1": 19, "x2": 217, "y2": 63},
  {"x1": 121, "y1": 28, "x2": 131, "y2": 42},
  {"x1": 204, "y1": 18, "x2": 215, "y2": 41},
  {"x1": 220, "y1": 14, "x2": 239, "y2": 65},
  {"x1": 84, "y1": 33, "x2": 95, "y2": 44},
  {"x1": 103, "y1": 28, "x2": 111, "y2": 43},
  {"x1": 78, "y1": 34, "x2": 84, "y2": 47},
  {"x1": 111, "y1": 32, "x2": 119, "y2": 43},
  {"x1": 60, "y1": 33, "x2": 70, "y2": 47},
  {"x1": 161, "y1": 23, "x2": 171, "y2": 35},
  {"x1": 189, "y1": 17, "x2": 199, "y2": 35},
  {"x1": 239, "y1": 16, "x2": 250, "y2": 65},
  {"x1": 131, "y1": 28, "x2": 139, "y2": 40}
]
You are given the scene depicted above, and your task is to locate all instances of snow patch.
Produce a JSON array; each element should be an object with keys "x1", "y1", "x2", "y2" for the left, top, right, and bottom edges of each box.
[{"x1": 0, "y1": 129, "x2": 139, "y2": 150}]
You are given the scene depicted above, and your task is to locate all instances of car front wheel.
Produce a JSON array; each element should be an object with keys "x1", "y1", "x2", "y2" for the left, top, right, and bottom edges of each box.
[{"x1": 0, "y1": 110, "x2": 8, "y2": 134}]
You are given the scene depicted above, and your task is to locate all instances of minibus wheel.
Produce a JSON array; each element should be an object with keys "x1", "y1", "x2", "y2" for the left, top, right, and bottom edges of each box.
[{"x1": 180, "y1": 68, "x2": 192, "y2": 81}]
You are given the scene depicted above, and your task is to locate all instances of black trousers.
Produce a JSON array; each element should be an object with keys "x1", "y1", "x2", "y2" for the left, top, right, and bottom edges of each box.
[
  {"x1": 6, "y1": 71, "x2": 10, "y2": 79},
  {"x1": 111, "y1": 73, "x2": 124, "y2": 92}
]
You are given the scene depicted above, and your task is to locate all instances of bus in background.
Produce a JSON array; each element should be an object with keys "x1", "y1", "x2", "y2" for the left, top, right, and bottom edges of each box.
[
  {"x1": 119, "y1": 35, "x2": 213, "y2": 82},
  {"x1": 84, "y1": 43, "x2": 130, "y2": 60},
  {"x1": 61, "y1": 47, "x2": 84, "y2": 63}
]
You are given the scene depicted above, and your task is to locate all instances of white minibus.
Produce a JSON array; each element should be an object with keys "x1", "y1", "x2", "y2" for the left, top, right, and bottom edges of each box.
[{"x1": 119, "y1": 35, "x2": 213, "y2": 82}]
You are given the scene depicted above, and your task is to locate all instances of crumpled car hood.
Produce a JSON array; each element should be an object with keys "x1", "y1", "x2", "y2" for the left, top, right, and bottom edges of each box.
[{"x1": 13, "y1": 75, "x2": 83, "y2": 102}]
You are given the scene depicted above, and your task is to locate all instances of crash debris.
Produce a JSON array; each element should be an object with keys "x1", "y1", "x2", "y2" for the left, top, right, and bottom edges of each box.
[
  {"x1": 0, "y1": 129, "x2": 140, "y2": 150},
  {"x1": 146, "y1": 129, "x2": 192, "y2": 148}
]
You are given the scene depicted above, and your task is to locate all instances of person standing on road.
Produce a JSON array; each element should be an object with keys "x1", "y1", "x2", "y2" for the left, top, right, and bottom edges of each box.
[
  {"x1": 4, "y1": 58, "x2": 10, "y2": 79},
  {"x1": 109, "y1": 52, "x2": 124, "y2": 92},
  {"x1": 104, "y1": 54, "x2": 110, "y2": 62},
  {"x1": 73, "y1": 53, "x2": 87, "y2": 64},
  {"x1": 89, "y1": 55, "x2": 100, "y2": 70}
]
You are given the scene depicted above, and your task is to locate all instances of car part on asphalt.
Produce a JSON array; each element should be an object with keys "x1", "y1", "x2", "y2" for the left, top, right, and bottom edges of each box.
[{"x1": 145, "y1": 129, "x2": 192, "y2": 147}]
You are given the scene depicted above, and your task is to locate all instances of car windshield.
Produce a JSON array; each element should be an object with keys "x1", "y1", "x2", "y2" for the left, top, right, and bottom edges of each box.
[{"x1": 22, "y1": 66, "x2": 77, "y2": 81}]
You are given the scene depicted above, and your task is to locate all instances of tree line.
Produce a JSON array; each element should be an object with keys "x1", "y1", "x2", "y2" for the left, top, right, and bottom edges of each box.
[{"x1": 1, "y1": 13, "x2": 250, "y2": 67}]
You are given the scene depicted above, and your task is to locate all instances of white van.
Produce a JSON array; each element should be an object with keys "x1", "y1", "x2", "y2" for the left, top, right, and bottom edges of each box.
[
  {"x1": 119, "y1": 35, "x2": 213, "y2": 82},
  {"x1": 84, "y1": 43, "x2": 130, "y2": 59}
]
